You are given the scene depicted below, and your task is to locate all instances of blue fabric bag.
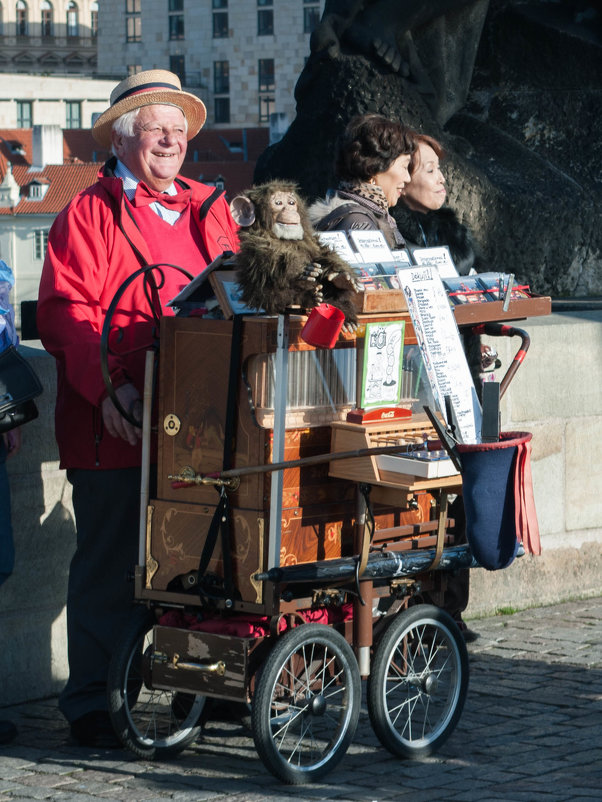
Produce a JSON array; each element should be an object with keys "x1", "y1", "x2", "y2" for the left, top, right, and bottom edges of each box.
[{"x1": 456, "y1": 432, "x2": 540, "y2": 570}]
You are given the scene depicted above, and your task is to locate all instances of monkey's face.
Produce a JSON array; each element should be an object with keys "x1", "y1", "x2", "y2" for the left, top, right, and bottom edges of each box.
[{"x1": 270, "y1": 191, "x2": 304, "y2": 240}]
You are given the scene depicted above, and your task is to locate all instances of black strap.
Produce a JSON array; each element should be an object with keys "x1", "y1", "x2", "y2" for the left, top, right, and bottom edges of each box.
[
  {"x1": 197, "y1": 186, "x2": 225, "y2": 222},
  {"x1": 197, "y1": 315, "x2": 244, "y2": 605}
]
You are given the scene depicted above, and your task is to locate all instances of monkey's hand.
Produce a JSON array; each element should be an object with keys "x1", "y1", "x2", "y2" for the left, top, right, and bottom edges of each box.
[
  {"x1": 324, "y1": 270, "x2": 363, "y2": 293},
  {"x1": 342, "y1": 320, "x2": 359, "y2": 334},
  {"x1": 302, "y1": 262, "x2": 323, "y2": 284},
  {"x1": 312, "y1": 284, "x2": 324, "y2": 305}
]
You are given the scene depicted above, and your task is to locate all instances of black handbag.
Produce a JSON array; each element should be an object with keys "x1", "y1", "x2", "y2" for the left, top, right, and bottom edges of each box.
[{"x1": 0, "y1": 345, "x2": 43, "y2": 433}]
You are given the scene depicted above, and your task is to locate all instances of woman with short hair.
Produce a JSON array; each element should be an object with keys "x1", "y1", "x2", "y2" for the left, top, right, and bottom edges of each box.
[{"x1": 309, "y1": 113, "x2": 416, "y2": 250}]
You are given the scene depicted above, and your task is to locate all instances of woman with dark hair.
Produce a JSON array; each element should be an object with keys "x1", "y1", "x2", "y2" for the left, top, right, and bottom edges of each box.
[
  {"x1": 399, "y1": 133, "x2": 486, "y2": 643},
  {"x1": 397, "y1": 133, "x2": 476, "y2": 275},
  {"x1": 309, "y1": 114, "x2": 416, "y2": 249}
]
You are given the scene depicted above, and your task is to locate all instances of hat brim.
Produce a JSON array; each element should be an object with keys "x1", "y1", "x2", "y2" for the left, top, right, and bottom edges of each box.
[{"x1": 92, "y1": 89, "x2": 207, "y2": 148}]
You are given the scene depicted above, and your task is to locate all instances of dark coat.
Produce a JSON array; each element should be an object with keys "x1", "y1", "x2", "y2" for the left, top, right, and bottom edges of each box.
[{"x1": 393, "y1": 205, "x2": 477, "y2": 276}]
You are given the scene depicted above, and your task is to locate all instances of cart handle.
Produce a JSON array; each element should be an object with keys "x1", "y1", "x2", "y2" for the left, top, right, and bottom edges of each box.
[{"x1": 471, "y1": 322, "x2": 530, "y2": 398}]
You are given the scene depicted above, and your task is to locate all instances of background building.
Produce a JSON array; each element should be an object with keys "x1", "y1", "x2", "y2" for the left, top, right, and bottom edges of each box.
[
  {"x1": 0, "y1": 2, "x2": 326, "y2": 130},
  {"x1": 97, "y1": 0, "x2": 325, "y2": 129},
  {"x1": 0, "y1": 0, "x2": 98, "y2": 74},
  {"x1": 0, "y1": 73, "x2": 114, "y2": 129}
]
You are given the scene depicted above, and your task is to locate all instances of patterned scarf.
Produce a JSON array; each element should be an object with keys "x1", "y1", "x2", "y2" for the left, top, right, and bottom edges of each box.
[{"x1": 337, "y1": 180, "x2": 405, "y2": 246}]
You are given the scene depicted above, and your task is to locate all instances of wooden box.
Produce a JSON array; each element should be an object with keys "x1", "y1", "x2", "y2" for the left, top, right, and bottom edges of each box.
[
  {"x1": 329, "y1": 414, "x2": 462, "y2": 492},
  {"x1": 152, "y1": 625, "x2": 259, "y2": 700}
]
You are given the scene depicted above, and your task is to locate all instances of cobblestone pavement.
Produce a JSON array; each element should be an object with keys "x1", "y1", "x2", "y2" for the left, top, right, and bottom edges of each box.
[{"x1": 1, "y1": 597, "x2": 601, "y2": 802}]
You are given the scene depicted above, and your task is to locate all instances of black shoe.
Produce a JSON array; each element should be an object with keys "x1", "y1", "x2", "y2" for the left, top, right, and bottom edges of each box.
[
  {"x1": 0, "y1": 720, "x2": 17, "y2": 745},
  {"x1": 456, "y1": 620, "x2": 480, "y2": 643},
  {"x1": 70, "y1": 711, "x2": 121, "y2": 749}
]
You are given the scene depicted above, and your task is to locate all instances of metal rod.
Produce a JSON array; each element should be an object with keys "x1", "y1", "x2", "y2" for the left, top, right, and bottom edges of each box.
[
  {"x1": 138, "y1": 350, "x2": 155, "y2": 567},
  {"x1": 184, "y1": 440, "x2": 451, "y2": 483},
  {"x1": 267, "y1": 314, "x2": 288, "y2": 573}
]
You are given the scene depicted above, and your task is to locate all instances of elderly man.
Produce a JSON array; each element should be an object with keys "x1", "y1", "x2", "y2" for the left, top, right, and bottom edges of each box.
[{"x1": 37, "y1": 70, "x2": 238, "y2": 747}]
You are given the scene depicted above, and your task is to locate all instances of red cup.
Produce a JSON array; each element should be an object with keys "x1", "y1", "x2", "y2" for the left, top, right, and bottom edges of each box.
[{"x1": 300, "y1": 303, "x2": 345, "y2": 349}]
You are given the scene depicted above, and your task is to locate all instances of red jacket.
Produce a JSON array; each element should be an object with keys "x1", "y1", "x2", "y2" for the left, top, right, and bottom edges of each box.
[{"x1": 37, "y1": 160, "x2": 239, "y2": 470}]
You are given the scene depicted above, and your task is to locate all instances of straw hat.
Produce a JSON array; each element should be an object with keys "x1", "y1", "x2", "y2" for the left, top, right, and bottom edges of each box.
[{"x1": 92, "y1": 69, "x2": 207, "y2": 148}]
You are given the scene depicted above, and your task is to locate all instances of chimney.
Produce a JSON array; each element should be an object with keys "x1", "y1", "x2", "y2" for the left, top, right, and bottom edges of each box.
[{"x1": 31, "y1": 125, "x2": 64, "y2": 170}]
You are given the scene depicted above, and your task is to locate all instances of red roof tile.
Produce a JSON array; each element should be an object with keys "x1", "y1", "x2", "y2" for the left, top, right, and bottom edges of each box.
[{"x1": 0, "y1": 163, "x2": 99, "y2": 214}]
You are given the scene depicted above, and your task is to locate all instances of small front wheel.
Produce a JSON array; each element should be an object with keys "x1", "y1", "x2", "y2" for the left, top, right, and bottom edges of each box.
[
  {"x1": 368, "y1": 604, "x2": 468, "y2": 759},
  {"x1": 252, "y1": 624, "x2": 361, "y2": 784},
  {"x1": 107, "y1": 606, "x2": 205, "y2": 759}
]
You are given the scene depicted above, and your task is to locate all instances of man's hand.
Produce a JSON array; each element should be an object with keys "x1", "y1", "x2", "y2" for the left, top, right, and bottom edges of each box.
[{"x1": 101, "y1": 383, "x2": 142, "y2": 446}]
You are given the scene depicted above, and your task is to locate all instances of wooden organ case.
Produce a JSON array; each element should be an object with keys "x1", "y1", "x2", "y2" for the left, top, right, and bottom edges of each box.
[{"x1": 137, "y1": 309, "x2": 465, "y2": 617}]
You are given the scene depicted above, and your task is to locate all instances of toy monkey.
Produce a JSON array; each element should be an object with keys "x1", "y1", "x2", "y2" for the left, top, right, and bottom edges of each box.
[{"x1": 230, "y1": 181, "x2": 360, "y2": 329}]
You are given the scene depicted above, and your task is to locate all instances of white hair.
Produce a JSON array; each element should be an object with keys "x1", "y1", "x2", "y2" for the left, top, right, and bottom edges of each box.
[
  {"x1": 111, "y1": 105, "x2": 189, "y2": 155},
  {"x1": 112, "y1": 108, "x2": 142, "y2": 140}
]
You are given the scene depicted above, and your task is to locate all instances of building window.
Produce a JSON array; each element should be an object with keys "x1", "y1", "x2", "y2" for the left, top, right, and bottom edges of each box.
[
  {"x1": 66, "y1": 1, "x2": 78, "y2": 37},
  {"x1": 258, "y1": 95, "x2": 274, "y2": 124},
  {"x1": 214, "y1": 60, "x2": 229, "y2": 123},
  {"x1": 41, "y1": 0, "x2": 53, "y2": 38},
  {"x1": 169, "y1": 54, "x2": 185, "y2": 83},
  {"x1": 258, "y1": 58, "x2": 274, "y2": 92},
  {"x1": 168, "y1": 0, "x2": 184, "y2": 40},
  {"x1": 257, "y1": 0, "x2": 273, "y2": 36},
  {"x1": 16, "y1": 100, "x2": 32, "y2": 127},
  {"x1": 34, "y1": 229, "x2": 49, "y2": 261},
  {"x1": 125, "y1": 0, "x2": 141, "y2": 42},
  {"x1": 16, "y1": 0, "x2": 28, "y2": 37},
  {"x1": 212, "y1": 0, "x2": 227, "y2": 38},
  {"x1": 258, "y1": 58, "x2": 274, "y2": 123},
  {"x1": 66, "y1": 100, "x2": 81, "y2": 128},
  {"x1": 214, "y1": 60, "x2": 229, "y2": 94},
  {"x1": 0, "y1": 4, "x2": 3, "y2": 36},
  {"x1": 303, "y1": 0, "x2": 320, "y2": 34},
  {"x1": 90, "y1": 0, "x2": 98, "y2": 37},
  {"x1": 214, "y1": 97, "x2": 230, "y2": 124},
  {"x1": 28, "y1": 182, "x2": 48, "y2": 200},
  {"x1": 127, "y1": 64, "x2": 141, "y2": 76}
]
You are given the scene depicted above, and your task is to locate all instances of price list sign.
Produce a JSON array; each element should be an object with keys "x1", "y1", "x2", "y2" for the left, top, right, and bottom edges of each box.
[{"x1": 398, "y1": 265, "x2": 482, "y2": 443}]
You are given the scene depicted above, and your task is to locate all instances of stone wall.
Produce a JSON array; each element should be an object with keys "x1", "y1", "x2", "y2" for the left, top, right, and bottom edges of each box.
[{"x1": 2, "y1": 311, "x2": 601, "y2": 705}]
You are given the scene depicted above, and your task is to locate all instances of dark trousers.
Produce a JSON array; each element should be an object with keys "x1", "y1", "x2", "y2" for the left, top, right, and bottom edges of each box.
[
  {"x1": 59, "y1": 467, "x2": 141, "y2": 723},
  {"x1": 0, "y1": 438, "x2": 14, "y2": 587}
]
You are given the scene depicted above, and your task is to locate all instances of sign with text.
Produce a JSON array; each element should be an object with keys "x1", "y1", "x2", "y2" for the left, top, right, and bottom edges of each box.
[
  {"x1": 349, "y1": 230, "x2": 394, "y2": 263},
  {"x1": 398, "y1": 265, "x2": 482, "y2": 443},
  {"x1": 413, "y1": 246, "x2": 459, "y2": 278},
  {"x1": 318, "y1": 231, "x2": 361, "y2": 264}
]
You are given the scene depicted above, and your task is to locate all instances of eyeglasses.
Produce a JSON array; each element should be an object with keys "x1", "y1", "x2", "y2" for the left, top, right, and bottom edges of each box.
[{"x1": 134, "y1": 124, "x2": 187, "y2": 140}]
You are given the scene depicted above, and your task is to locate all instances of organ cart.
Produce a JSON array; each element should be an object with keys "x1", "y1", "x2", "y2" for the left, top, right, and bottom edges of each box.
[{"x1": 104, "y1": 266, "x2": 550, "y2": 784}]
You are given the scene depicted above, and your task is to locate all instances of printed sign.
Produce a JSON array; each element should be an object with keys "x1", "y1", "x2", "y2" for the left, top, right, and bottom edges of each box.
[
  {"x1": 318, "y1": 231, "x2": 361, "y2": 264},
  {"x1": 398, "y1": 265, "x2": 482, "y2": 443},
  {"x1": 413, "y1": 246, "x2": 459, "y2": 278},
  {"x1": 349, "y1": 230, "x2": 395, "y2": 263}
]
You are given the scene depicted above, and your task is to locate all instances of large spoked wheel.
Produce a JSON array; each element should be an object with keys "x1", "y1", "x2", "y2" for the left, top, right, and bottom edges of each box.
[
  {"x1": 252, "y1": 624, "x2": 361, "y2": 784},
  {"x1": 107, "y1": 606, "x2": 206, "y2": 759},
  {"x1": 368, "y1": 604, "x2": 468, "y2": 759}
]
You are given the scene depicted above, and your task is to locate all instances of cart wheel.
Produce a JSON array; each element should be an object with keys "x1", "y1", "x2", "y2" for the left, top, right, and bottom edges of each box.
[
  {"x1": 251, "y1": 623, "x2": 361, "y2": 784},
  {"x1": 368, "y1": 604, "x2": 468, "y2": 759},
  {"x1": 107, "y1": 606, "x2": 206, "y2": 759}
]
